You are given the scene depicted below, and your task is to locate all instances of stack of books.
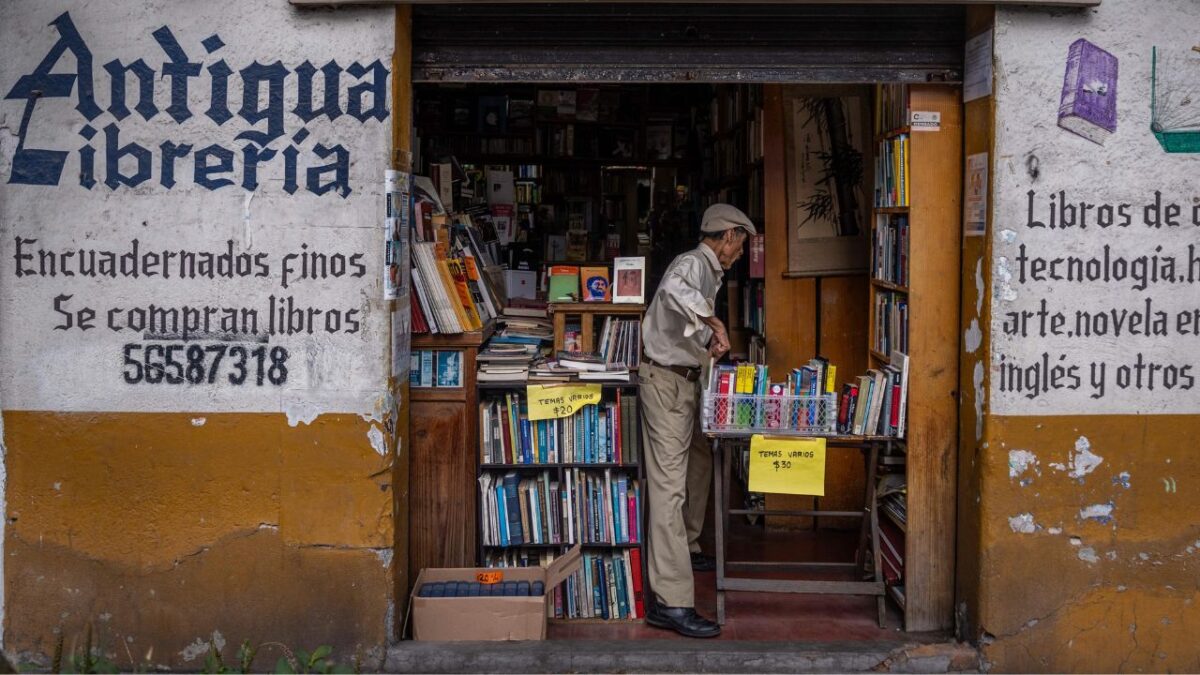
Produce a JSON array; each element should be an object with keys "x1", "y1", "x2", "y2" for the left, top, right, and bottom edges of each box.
[
  {"x1": 477, "y1": 343, "x2": 540, "y2": 383},
  {"x1": 479, "y1": 391, "x2": 640, "y2": 465},
  {"x1": 477, "y1": 469, "x2": 642, "y2": 546},
  {"x1": 556, "y1": 350, "x2": 630, "y2": 382},
  {"x1": 837, "y1": 351, "x2": 910, "y2": 437}
]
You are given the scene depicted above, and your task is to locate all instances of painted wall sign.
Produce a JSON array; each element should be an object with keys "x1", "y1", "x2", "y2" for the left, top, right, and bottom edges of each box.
[
  {"x1": 0, "y1": 1, "x2": 393, "y2": 415},
  {"x1": 991, "y1": 9, "x2": 1200, "y2": 416}
]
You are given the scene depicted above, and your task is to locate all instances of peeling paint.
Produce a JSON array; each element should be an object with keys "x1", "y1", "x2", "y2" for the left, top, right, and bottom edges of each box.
[
  {"x1": 1077, "y1": 547, "x2": 1100, "y2": 564},
  {"x1": 190, "y1": 418, "x2": 206, "y2": 427},
  {"x1": 371, "y1": 547, "x2": 393, "y2": 568},
  {"x1": 998, "y1": 228, "x2": 1018, "y2": 244},
  {"x1": 1069, "y1": 536, "x2": 1083, "y2": 546},
  {"x1": 1049, "y1": 436, "x2": 1104, "y2": 480},
  {"x1": 965, "y1": 319, "x2": 983, "y2": 354},
  {"x1": 1048, "y1": 527, "x2": 1063, "y2": 535},
  {"x1": 1079, "y1": 502, "x2": 1115, "y2": 524},
  {"x1": 367, "y1": 425, "x2": 386, "y2": 457},
  {"x1": 974, "y1": 362, "x2": 985, "y2": 441},
  {"x1": 974, "y1": 258, "x2": 984, "y2": 315},
  {"x1": 994, "y1": 256, "x2": 1018, "y2": 302},
  {"x1": 1008, "y1": 449, "x2": 1039, "y2": 480},
  {"x1": 1113, "y1": 471, "x2": 1131, "y2": 489},
  {"x1": 284, "y1": 402, "x2": 324, "y2": 428},
  {"x1": 1009, "y1": 513, "x2": 1038, "y2": 534}
]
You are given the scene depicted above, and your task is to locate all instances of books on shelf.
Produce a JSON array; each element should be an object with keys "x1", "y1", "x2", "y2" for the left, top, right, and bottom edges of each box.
[
  {"x1": 479, "y1": 391, "x2": 640, "y2": 466},
  {"x1": 483, "y1": 547, "x2": 644, "y2": 621},
  {"x1": 874, "y1": 133, "x2": 910, "y2": 209},
  {"x1": 872, "y1": 213, "x2": 909, "y2": 287},
  {"x1": 838, "y1": 351, "x2": 910, "y2": 437},
  {"x1": 410, "y1": 213, "x2": 503, "y2": 335},
  {"x1": 874, "y1": 83, "x2": 910, "y2": 137},
  {"x1": 597, "y1": 317, "x2": 641, "y2": 370},
  {"x1": 873, "y1": 292, "x2": 909, "y2": 356},
  {"x1": 478, "y1": 468, "x2": 641, "y2": 547},
  {"x1": 705, "y1": 358, "x2": 838, "y2": 433}
]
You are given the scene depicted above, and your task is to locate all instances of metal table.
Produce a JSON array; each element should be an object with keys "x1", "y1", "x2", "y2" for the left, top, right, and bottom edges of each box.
[{"x1": 706, "y1": 431, "x2": 894, "y2": 627}]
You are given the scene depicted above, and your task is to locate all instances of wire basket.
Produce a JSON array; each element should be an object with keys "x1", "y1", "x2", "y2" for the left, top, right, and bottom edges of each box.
[{"x1": 701, "y1": 392, "x2": 838, "y2": 435}]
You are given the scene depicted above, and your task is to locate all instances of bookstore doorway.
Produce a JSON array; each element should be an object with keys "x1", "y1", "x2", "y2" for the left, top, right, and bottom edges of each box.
[{"x1": 406, "y1": 3, "x2": 965, "y2": 642}]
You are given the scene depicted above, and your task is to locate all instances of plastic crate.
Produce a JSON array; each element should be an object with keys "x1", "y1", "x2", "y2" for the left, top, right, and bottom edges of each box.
[{"x1": 701, "y1": 392, "x2": 837, "y2": 435}]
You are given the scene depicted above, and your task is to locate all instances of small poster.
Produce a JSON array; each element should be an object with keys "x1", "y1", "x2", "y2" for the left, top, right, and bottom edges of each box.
[
  {"x1": 964, "y1": 31, "x2": 994, "y2": 103},
  {"x1": 612, "y1": 257, "x2": 646, "y2": 304},
  {"x1": 964, "y1": 152, "x2": 989, "y2": 236},
  {"x1": 747, "y1": 435, "x2": 827, "y2": 496},
  {"x1": 436, "y1": 351, "x2": 463, "y2": 388},
  {"x1": 384, "y1": 170, "x2": 411, "y2": 300},
  {"x1": 526, "y1": 383, "x2": 603, "y2": 421}
]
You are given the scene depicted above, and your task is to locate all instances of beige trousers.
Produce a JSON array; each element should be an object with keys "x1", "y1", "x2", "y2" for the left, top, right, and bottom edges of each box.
[{"x1": 640, "y1": 361, "x2": 713, "y2": 608}]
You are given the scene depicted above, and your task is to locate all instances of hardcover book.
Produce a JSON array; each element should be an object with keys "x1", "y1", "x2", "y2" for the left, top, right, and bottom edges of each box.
[
  {"x1": 548, "y1": 265, "x2": 581, "y2": 303},
  {"x1": 1058, "y1": 39, "x2": 1119, "y2": 145},
  {"x1": 612, "y1": 257, "x2": 646, "y2": 304},
  {"x1": 580, "y1": 266, "x2": 611, "y2": 302}
]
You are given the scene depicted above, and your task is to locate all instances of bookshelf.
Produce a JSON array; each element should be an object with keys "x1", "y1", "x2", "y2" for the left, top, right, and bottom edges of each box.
[
  {"x1": 409, "y1": 321, "x2": 494, "y2": 577},
  {"x1": 475, "y1": 381, "x2": 648, "y2": 622},
  {"x1": 548, "y1": 303, "x2": 647, "y2": 356},
  {"x1": 867, "y1": 83, "x2": 962, "y2": 629},
  {"x1": 701, "y1": 85, "x2": 766, "y2": 362}
]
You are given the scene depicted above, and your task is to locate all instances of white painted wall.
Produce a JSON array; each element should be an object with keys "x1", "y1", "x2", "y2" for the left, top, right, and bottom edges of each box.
[
  {"x1": 991, "y1": 0, "x2": 1200, "y2": 415},
  {"x1": 0, "y1": 1, "x2": 393, "y2": 416}
]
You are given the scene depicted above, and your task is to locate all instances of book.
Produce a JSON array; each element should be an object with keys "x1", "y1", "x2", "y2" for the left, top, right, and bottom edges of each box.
[
  {"x1": 889, "y1": 351, "x2": 911, "y2": 438},
  {"x1": 612, "y1": 257, "x2": 646, "y2": 304},
  {"x1": 1058, "y1": 39, "x2": 1118, "y2": 145},
  {"x1": 580, "y1": 266, "x2": 610, "y2": 302},
  {"x1": 548, "y1": 265, "x2": 581, "y2": 303},
  {"x1": 748, "y1": 234, "x2": 765, "y2": 278},
  {"x1": 478, "y1": 95, "x2": 508, "y2": 133},
  {"x1": 558, "y1": 350, "x2": 606, "y2": 372}
]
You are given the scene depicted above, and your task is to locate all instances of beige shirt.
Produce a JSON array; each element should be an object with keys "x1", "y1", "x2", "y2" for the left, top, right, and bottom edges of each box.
[{"x1": 642, "y1": 244, "x2": 724, "y2": 368}]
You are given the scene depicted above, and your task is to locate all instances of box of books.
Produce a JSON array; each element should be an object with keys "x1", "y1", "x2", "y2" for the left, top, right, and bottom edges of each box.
[{"x1": 412, "y1": 544, "x2": 582, "y2": 641}]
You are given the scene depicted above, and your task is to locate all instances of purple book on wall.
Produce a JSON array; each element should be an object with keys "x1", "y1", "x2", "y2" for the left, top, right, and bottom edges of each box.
[{"x1": 1058, "y1": 39, "x2": 1119, "y2": 145}]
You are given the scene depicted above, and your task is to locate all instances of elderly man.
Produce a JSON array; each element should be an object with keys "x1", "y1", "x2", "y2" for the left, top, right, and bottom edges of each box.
[{"x1": 640, "y1": 203, "x2": 754, "y2": 638}]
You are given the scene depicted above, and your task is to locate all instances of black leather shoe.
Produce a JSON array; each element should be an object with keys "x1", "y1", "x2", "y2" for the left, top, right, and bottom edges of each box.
[
  {"x1": 690, "y1": 552, "x2": 716, "y2": 571},
  {"x1": 645, "y1": 604, "x2": 721, "y2": 638}
]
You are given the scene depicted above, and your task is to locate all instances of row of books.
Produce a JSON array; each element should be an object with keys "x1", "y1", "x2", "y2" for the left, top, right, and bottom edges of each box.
[
  {"x1": 708, "y1": 359, "x2": 839, "y2": 431},
  {"x1": 547, "y1": 258, "x2": 646, "y2": 305},
  {"x1": 483, "y1": 548, "x2": 645, "y2": 621},
  {"x1": 478, "y1": 469, "x2": 641, "y2": 547},
  {"x1": 479, "y1": 391, "x2": 640, "y2": 465},
  {"x1": 837, "y1": 352, "x2": 910, "y2": 437},
  {"x1": 873, "y1": 291, "x2": 909, "y2": 356},
  {"x1": 597, "y1": 317, "x2": 641, "y2": 370},
  {"x1": 874, "y1": 83, "x2": 911, "y2": 136},
  {"x1": 409, "y1": 350, "x2": 464, "y2": 388},
  {"x1": 874, "y1": 133, "x2": 910, "y2": 208},
  {"x1": 514, "y1": 182, "x2": 541, "y2": 205},
  {"x1": 740, "y1": 281, "x2": 765, "y2": 336},
  {"x1": 411, "y1": 218, "x2": 504, "y2": 335},
  {"x1": 872, "y1": 214, "x2": 910, "y2": 287}
]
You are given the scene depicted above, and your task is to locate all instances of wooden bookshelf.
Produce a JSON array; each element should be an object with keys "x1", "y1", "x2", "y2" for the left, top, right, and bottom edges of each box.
[
  {"x1": 409, "y1": 322, "x2": 493, "y2": 579},
  {"x1": 475, "y1": 381, "x2": 648, "y2": 622},
  {"x1": 548, "y1": 302, "x2": 647, "y2": 354},
  {"x1": 867, "y1": 84, "x2": 961, "y2": 632}
]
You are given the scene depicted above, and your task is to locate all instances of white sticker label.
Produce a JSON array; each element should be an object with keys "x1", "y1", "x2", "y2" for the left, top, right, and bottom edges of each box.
[{"x1": 910, "y1": 111, "x2": 942, "y2": 132}]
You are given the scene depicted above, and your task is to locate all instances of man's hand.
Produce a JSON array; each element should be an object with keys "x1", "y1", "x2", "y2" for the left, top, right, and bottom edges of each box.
[{"x1": 702, "y1": 316, "x2": 730, "y2": 359}]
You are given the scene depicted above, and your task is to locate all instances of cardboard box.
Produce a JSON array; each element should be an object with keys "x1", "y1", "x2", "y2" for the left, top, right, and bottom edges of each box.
[{"x1": 412, "y1": 545, "x2": 581, "y2": 641}]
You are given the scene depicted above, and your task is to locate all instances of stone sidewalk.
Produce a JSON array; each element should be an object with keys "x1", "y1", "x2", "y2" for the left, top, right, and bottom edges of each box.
[{"x1": 384, "y1": 639, "x2": 981, "y2": 673}]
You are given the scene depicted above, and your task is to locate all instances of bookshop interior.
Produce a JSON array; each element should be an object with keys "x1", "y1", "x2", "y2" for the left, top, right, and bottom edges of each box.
[{"x1": 404, "y1": 14, "x2": 964, "y2": 640}]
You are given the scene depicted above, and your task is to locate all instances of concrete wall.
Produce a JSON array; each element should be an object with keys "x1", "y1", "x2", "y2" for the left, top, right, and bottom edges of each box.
[
  {"x1": 0, "y1": 1, "x2": 396, "y2": 669},
  {"x1": 977, "y1": 0, "x2": 1200, "y2": 670}
]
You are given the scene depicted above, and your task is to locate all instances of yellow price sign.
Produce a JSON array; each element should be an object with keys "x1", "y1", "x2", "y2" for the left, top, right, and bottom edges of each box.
[
  {"x1": 748, "y1": 435, "x2": 827, "y2": 496},
  {"x1": 526, "y1": 383, "x2": 602, "y2": 421}
]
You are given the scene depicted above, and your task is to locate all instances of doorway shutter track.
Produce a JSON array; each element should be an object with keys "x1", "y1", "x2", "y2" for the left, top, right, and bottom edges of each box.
[{"x1": 413, "y1": 3, "x2": 964, "y2": 83}]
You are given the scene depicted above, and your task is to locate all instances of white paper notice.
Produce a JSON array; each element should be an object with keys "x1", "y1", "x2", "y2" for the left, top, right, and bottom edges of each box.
[
  {"x1": 964, "y1": 31, "x2": 994, "y2": 103},
  {"x1": 964, "y1": 153, "x2": 989, "y2": 236}
]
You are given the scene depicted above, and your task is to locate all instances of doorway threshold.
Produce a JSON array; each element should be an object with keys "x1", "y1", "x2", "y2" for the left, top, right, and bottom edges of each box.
[{"x1": 384, "y1": 637, "x2": 978, "y2": 674}]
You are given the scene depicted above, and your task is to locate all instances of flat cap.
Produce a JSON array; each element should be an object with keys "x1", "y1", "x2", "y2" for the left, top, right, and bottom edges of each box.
[{"x1": 700, "y1": 203, "x2": 757, "y2": 236}]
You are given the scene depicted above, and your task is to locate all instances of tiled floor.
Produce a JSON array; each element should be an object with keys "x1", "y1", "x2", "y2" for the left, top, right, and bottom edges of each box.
[{"x1": 550, "y1": 523, "x2": 908, "y2": 642}]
